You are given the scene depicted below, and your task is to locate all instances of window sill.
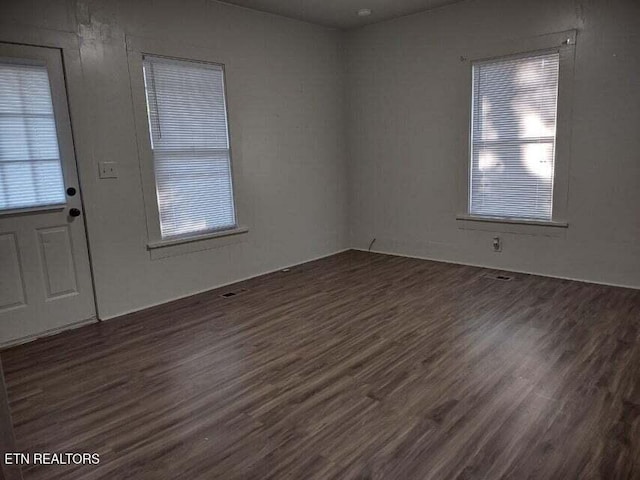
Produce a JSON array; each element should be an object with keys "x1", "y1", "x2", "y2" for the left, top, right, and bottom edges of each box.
[
  {"x1": 0, "y1": 203, "x2": 65, "y2": 217},
  {"x1": 147, "y1": 226, "x2": 249, "y2": 250},
  {"x1": 456, "y1": 215, "x2": 568, "y2": 228}
]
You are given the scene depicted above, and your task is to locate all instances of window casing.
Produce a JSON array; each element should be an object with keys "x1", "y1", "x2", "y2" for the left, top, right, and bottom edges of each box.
[
  {"x1": 469, "y1": 52, "x2": 559, "y2": 221},
  {"x1": 141, "y1": 55, "x2": 237, "y2": 240},
  {"x1": 458, "y1": 30, "x2": 576, "y2": 229},
  {"x1": 0, "y1": 61, "x2": 65, "y2": 211}
]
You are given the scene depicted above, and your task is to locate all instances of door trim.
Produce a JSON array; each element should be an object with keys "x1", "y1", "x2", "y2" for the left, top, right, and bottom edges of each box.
[{"x1": 0, "y1": 317, "x2": 96, "y2": 350}]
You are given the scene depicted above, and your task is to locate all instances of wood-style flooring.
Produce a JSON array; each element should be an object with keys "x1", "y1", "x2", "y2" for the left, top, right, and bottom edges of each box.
[{"x1": 2, "y1": 251, "x2": 640, "y2": 479}]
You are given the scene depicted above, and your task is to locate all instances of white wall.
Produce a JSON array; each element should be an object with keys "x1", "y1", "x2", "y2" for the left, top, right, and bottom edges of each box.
[
  {"x1": 346, "y1": 0, "x2": 640, "y2": 288},
  {"x1": 1, "y1": 0, "x2": 638, "y2": 327},
  {"x1": 1, "y1": 0, "x2": 349, "y2": 318}
]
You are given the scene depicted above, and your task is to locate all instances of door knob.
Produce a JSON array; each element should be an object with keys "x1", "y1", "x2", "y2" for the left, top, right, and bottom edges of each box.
[{"x1": 69, "y1": 208, "x2": 82, "y2": 217}]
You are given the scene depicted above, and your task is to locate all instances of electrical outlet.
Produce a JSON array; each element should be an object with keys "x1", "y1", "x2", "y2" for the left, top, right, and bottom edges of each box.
[
  {"x1": 492, "y1": 236, "x2": 502, "y2": 252},
  {"x1": 99, "y1": 161, "x2": 118, "y2": 179}
]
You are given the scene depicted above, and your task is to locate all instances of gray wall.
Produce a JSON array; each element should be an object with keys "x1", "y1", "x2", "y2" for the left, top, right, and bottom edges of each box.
[
  {"x1": 1, "y1": 0, "x2": 349, "y2": 319},
  {"x1": 1, "y1": 0, "x2": 638, "y2": 326},
  {"x1": 346, "y1": 0, "x2": 640, "y2": 288}
]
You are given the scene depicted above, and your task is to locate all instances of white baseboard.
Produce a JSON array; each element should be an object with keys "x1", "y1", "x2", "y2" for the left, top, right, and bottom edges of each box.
[
  {"x1": 9, "y1": 245, "x2": 630, "y2": 350},
  {"x1": 2, "y1": 248, "x2": 351, "y2": 349},
  {"x1": 353, "y1": 247, "x2": 639, "y2": 290},
  {"x1": 0, "y1": 317, "x2": 98, "y2": 350},
  {"x1": 99, "y1": 248, "x2": 352, "y2": 321}
]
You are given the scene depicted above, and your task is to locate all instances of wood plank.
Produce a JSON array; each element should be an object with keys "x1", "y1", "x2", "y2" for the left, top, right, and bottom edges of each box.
[
  {"x1": 0, "y1": 357, "x2": 22, "y2": 480},
  {"x1": 1, "y1": 251, "x2": 639, "y2": 479}
]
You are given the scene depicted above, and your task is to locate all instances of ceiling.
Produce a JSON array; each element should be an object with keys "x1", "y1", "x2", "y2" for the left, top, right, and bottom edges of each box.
[{"x1": 217, "y1": 0, "x2": 466, "y2": 29}]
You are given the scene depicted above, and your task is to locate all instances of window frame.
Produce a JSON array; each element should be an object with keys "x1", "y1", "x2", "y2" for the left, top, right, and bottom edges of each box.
[
  {"x1": 127, "y1": 36, "x2": 247, "y2": 252},
  {"x1": 457, "y1": 30, "x2": 577, "y2": 229},
  {"x1": 0, "y1": 52, "x2": 70, "y2": 215}
]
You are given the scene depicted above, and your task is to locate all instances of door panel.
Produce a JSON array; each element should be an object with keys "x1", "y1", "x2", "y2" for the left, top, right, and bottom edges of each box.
[
  {"x1": 37, "y1": 225, "x2": 78, "y2": 298},
  {"x1": 0, "y1": 233, "x2": 25, "y2": 311},
  {"x1": 0, "y1": 43, "x2": 95, "y2": 346}
]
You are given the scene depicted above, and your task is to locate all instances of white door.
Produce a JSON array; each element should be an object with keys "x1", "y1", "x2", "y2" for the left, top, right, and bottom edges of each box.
[{"x1": 0, "y1": 43, "x2": 95, "y2": 346}]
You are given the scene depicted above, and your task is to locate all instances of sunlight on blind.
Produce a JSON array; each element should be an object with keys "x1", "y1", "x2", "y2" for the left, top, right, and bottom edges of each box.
[
  {"x1": 0, "y1": 62, "x2": 65, "y2": 211},
  {"x1": 470, "y1": 52, "x2": 559, "y2": 220},
  {"x1": 142, "y1": 56, "x2": 236, "y2": 239}
]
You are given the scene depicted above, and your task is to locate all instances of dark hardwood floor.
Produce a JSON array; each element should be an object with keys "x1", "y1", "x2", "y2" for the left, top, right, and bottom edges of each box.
[{"x1": 2, "y1": 250, "x2": 640, "y2": 479}]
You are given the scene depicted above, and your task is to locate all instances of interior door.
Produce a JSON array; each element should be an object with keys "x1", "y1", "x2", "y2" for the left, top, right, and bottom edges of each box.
[{"x1": 0, "y1": 43, "x2": 95, "y2": 346}]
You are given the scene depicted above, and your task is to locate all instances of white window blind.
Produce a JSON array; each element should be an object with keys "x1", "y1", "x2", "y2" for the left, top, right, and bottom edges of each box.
[
  {"x1": 142, "y1": 55, "x2": 236, "y2": 239},
  {"x1": 470, "y1": 52, "x2": 559, "y2": 220},
  {"x1": 0, "y1": 62, "x2": 65, "y2": 211}
]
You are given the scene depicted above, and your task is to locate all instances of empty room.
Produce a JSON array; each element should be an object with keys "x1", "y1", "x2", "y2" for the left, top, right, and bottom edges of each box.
[{"x1": 0, "y1": 0, "x2": 639, "y2": 478}]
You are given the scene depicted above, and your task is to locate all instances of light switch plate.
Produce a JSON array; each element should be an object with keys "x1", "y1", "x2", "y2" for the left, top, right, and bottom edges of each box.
[{"x1": 99, "y1": 161, "x2": 118, "y2": 179}]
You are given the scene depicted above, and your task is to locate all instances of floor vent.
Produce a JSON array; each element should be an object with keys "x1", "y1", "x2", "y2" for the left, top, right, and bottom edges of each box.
[
  {"x1": 484, "y1": 273, "x2": 513, "y2": 281},
  {"x1": 221, "y1": 288, "x2": 247, "y2": 298}
]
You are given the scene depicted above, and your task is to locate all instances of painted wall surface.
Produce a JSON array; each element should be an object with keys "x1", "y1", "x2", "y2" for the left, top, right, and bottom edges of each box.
[
  {"x1": 1, "y1": 0, "x2": 349, "y2": 318},
  {"x1": 346, "y1": 0, "x2": 640, "y2": 288},
  {"x1": 1, "y1": 0, "x2": 638, "y2": 328}
]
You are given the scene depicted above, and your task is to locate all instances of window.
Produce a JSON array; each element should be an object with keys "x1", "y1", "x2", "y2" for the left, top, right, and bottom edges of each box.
[
  {"x1": 0, "y1": 61, "x2": 65, "y2": 211},
  {"x1": 142, "y1": 55, "x2": 236, "y2": 239},
  {"x1": 469, "y1": 52, "x2": 560, "y2": 221}
]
